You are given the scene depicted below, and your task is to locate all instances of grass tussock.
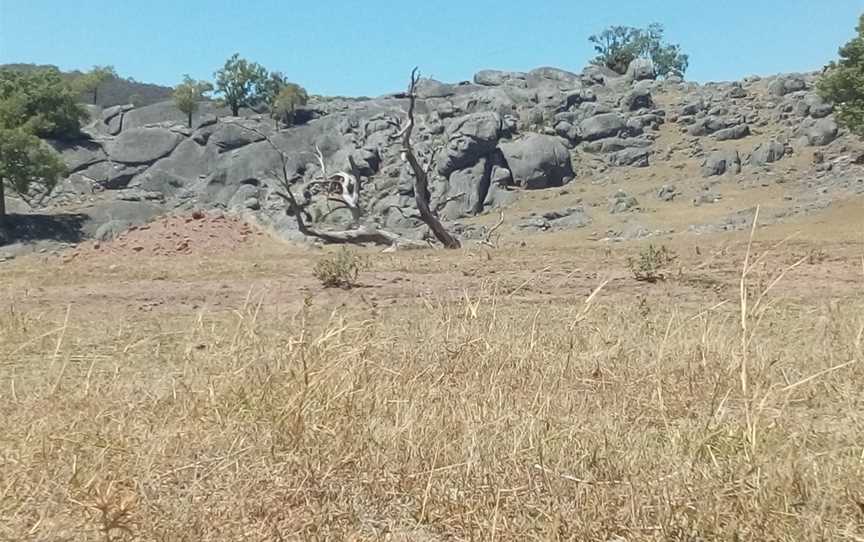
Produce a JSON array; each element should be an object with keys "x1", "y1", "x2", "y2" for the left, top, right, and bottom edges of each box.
[{"x1": 2, "y1": 271, "x2": 863, "y2": 541}]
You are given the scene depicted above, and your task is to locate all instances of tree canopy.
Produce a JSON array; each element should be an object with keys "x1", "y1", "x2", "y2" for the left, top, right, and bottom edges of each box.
[
  {"x1": 270, "y1": 82, "x2": 308, "y2": 128},
  {"x1": 0, "y1": 67, "x2": 72, "y2": 226},
  {"x1": 214, "y1": 53, "x2": 269, "y2": 116},
  {"x1": 0, "y1": 67, "x2": 88, "y2": 140},
  {"x1": 818, "y1": 14, "x2": 864, "y2": 136},
  {"x1": 0, "y1": 128, "x2": 67, "y2": 222},
  {"x1": 589, "y1": 23, "x2": 689, "y2": 78},
  {"x1": 173, "y1": 75, "x2": 213, "y2": 127}
]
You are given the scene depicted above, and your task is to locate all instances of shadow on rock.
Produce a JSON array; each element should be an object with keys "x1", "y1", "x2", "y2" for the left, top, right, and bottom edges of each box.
[{"x1": 1, "y1": 213, "x2": 88, "y2": 246}]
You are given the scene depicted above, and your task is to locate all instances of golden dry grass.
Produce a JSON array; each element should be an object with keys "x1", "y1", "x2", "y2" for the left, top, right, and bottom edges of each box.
[{"x1": 2, "y1": 220, "x2": 863, "y2": 541}]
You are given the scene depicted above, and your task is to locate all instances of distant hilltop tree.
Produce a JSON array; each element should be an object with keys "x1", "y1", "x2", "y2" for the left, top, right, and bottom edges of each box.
[
  {"x1": 73, "y1": 65, "x2": 118, "y2": 104},
  {"x1": 214, "y1": 53, "x2": 269, "y2": 116},
  {"x1": 173, "y1": 75, "x2": 213, "y2": 128},
  {"x1": 589, "y1": 23, "x2": 689, "y2": 78},
  {"x1": 819, "y1": 13, "x2": 864, "y2": 136}
]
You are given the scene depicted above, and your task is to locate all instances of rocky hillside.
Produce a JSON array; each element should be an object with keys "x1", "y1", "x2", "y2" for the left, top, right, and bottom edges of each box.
[{"x1": 5, "y1": 60, "x2": 864, "y2": 251}]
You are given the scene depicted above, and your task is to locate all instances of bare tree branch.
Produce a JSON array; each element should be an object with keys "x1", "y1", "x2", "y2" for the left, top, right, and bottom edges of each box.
[
  {"x1": 434, "y1": 192, "x2": 465, "y2": 214},
  {"x1": 223, "y1": 120, "x2": 418, "y2": 248},
  {"x1": 395, "y1": 68, "x2": 462, "y2": 249},
  {"x1": 481, "y1": 209, "x2": 506, "y2": 248}
]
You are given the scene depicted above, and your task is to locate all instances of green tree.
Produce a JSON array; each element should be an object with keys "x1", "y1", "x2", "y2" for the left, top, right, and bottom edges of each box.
[
  {"x1": 214, "y1": 53, "x2": 268, "y2": 116},
  {"x1": 74, "y1": 65, "x2": 117, "y2": 104},
  {"x1": 0, "y1": 128, "x2": 67, "y2": 226},
  {"x1": 0, "y1": 67, "x2": 88, "y2": 140},
  {"x1": 589, "y1": 23, "x2": 688, "y2": 78},
  {"x1": 261, "y1": 71, "x2": 288, "y2": 107},
  {"x1": 173, "y1": 75, "x2": 213, "y2": 128},
  {"x1": 818, "y1": 14, "x2": 864, "y2": 136},
  {"x1": 271, "y1": 82, "x2": 308, "y2": 128}
]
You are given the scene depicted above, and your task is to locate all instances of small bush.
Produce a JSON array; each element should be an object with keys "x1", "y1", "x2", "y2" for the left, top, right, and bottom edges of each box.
[
  {"x1": 627, "y1": 243, "x2": 677, "y2": 282},
  {"x1": 313, "y1": 247, "x2": 365, "y2": 289}
]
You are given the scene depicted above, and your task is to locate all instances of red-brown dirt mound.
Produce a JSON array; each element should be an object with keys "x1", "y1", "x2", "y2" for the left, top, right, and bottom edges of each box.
[{"x1": 65, "y1": 211, "x2": 265, "y2": 261}]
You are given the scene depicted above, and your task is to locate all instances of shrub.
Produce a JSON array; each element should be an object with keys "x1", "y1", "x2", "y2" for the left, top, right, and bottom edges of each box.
[
  {"x1": 589, "y1": 23, "x2": 689, "y2": 78},
  {"x1": 627, "y1": 243, "x2": 678, "y2": 282},
  {"x1": 313, "y1": 247, "x2": 366, "y2": 289},
  {"x1": 818, "y1": 14, "x2": 864, "y2": 136}
]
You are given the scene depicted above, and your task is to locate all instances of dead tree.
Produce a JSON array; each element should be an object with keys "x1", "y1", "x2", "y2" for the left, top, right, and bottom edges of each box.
[
  {"x1": 223, "y1": 121, "x2": 425, "y2": 248},
  {"x1": 393, "y1": 68, "x2": 462, "y2": 249},
  {"x1": 222, "y1": 68, "x2": 463, "y2": 250}
]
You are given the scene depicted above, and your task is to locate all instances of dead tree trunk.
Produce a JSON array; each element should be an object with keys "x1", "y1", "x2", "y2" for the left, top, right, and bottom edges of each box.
[
  {"x1": 224, "y1": 121, "x2": 427, "y2": 249},
  {"x1": 398, "y1": 68, "x2": 461, "y2": 249}
]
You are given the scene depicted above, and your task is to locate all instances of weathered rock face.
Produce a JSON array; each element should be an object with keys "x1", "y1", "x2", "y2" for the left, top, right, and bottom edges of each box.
[
  {"x1": 473, "y1": 70, "x2": 528, "y2": 87},
  {"x1": 609, "y1": 147, "x2": 650, "y2": 168},
  {"x1": 440, "y1": 158, "x2": 490, "y2": 220},
  {"x1": 801, "y1": 118, "x2": 839, "y2": 146},
  {"x1": 621, "y1": 88, "x2": 654, "y2": 111},
  {"x1": 626, "y1": 58, "x2": 656, "y2": 81},
  {"x1": 714, "y1": 124, "x2": 750, "y2": 141},
  {"x1": 32, "y1": 61, "x2": 852, "y2": 249},
  {"x1": 49, "y1": 140, "x2": 106, "y2": 172},
  {"x1": 749, "y1": 140, "x2": 786, "y2": 166},
  {"x1": 702, "y1": 150, "x2": 742, "y2": 177},
  {"x1": 579, "y1": 113, "x2": 625, "y2": 141},
  {"x1": 499, "y1": 134, "x2": 573, "y2": 189},
  {"x1": 107, "y1": 127, "x2": 182, "y2": 164},
  {"x1": 437, "y1": 112, "x2": 502, "y2": 177}
]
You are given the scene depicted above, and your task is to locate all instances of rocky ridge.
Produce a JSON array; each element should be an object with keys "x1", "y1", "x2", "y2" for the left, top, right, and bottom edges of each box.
[{"x1": 4, "y1": 60, "x2": 864, "y2": 254}]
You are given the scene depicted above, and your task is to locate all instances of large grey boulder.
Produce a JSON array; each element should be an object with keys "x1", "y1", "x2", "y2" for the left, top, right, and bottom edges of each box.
[
  {"x1": 101, "y1": 104, "x2": 134, "y2": 135},
  {"x1": 688, "y1": 116, "x2": 729, "y2": 136},
  {"x1": 621, "y1": 88, "x2": 654, "y2": 111},
  {"x1": 582, "y1": 136, "x2": 652, "y2": 154},
  {"x1": 437, "y1": 112, "x2": 502, "y2": 176},
  {"x1": 440, "y1": 158, "x2": 490, "y2": 219},
  {"x1": 714, "y1": 124, "x2": 750, "y2": 141},
  {"x1": 49, "y1": 140, "x2": 107, "y2": 173},
  {"x1": 473, "y1": 70, "x2": 528, "y2": 87},
  {"x1": 131, "y1": 170, "x2": 190, "y2": 198},
  {"x1": 680, "y1": 99, "x2": 706, "y2": 116},
  {"x1": 499, "y1": 134, "x2": 573, "y2": 189},
  {"x1": 199, "y1": 141, "x2": 283, "y2": 206},
  {"x1": 149, "y1": 138, "x2": 218, "y2": 180},
  {"x1": 208, "y1": 120, "x2": 269, "y2": 152},
  {"x1": 579, "y1": 113, "x2": 625, "y2": 141},
  {"x1": 123, "y1": 100, "x2": 228, "y2": 131},
  {"x1": 527, "y1": 67, "x2": 581, "y2": 86},
  {"x1": 802, "y1": 118, "x2": 839, "y2": 146},
  {"x1": 106, "y1": 127, "x2": 182, "y2": 164},
  {"x1": 626, "y1": 58, "x2": 656, "y2": 81},
  {"x1": 768, "y1": 76, "x2": 807, "y2": 97},
  {"x1": 701, "y1": 149, "x2": 741, "y2": 177},
  {"x1": 749, "y1": 140, "x2": 786, "y2": 166},
  {"x1": 415, "y1": 78, "x2": 456, "y2": 98}
]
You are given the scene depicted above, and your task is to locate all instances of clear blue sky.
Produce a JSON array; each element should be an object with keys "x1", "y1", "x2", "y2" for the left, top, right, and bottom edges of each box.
[{"x1": 1, "y1": 0, "x2": 862, "y2": 97}]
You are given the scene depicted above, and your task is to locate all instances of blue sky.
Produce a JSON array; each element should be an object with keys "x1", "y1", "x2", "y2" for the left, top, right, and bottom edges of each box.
[{"x1": 1, "y1": 0, "x2": 862, "y2": 97}]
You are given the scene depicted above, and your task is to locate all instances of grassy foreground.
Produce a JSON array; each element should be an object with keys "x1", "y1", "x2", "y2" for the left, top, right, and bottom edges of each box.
[{"x1": 1, "y1": 234, "x2": 863, "y2": 541}]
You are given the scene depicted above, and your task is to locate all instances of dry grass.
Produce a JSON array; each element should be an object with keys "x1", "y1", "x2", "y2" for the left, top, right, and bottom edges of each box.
[{"x1": 2, "y1": 226, "x2": 864, "y2": 541}]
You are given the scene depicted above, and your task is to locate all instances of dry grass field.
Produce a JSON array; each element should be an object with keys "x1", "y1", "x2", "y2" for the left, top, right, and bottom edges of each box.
[{"x1": 1, "y1": 207, "x2": 863, "y2": 541}]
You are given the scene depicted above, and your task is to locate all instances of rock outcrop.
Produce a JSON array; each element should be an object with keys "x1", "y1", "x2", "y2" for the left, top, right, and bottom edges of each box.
[{"x1": 14, "y1": 59, "x2": 856, "y2": 250}]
